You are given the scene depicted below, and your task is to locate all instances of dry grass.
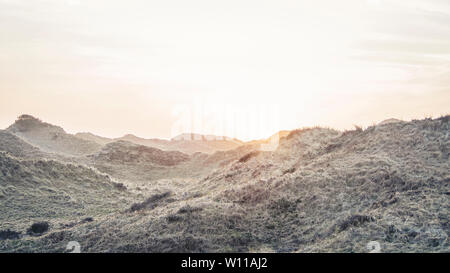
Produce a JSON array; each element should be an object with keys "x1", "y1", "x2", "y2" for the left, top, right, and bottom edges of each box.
[{"x1": 0, "y1": 116, "x2": 448, "y2": 253}]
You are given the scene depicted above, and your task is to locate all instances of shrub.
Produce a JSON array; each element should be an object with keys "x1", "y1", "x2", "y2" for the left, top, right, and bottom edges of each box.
[
  {"x1": 129, "y1": 191, "x2": 171, "y2": 212},
  {"x1": 269, "y1": 198, "x2": 297, "y2": 213},
  {"x1": 282, "y1": 167, "x2": 296, "y2": 175},
  {"x1": 113, "y1": 182, "x2": 127, "y2": 191},
  {"x1": 81, "y1": 217, "x2": 94, "y2": 223},
  {"x1": 238, "y1": 151, "x2": 260, "y2": 163},
  {"x1": 325, "y1": 143, "x2": 342, "y2": 153},
  {"x1": 166, "y1": 214, "x2": 183, "y2": 223},
  {"x1": 178, "y1": 205, "x2": 203, "y2": 214},
  {"x1": 27, "y1": 222, "x2": 49, "y2": 235},
  {"x1": 338, "y1": 215, "x2": 374, "y2": 232},
  {"x1": 437, "y1": 115, "x2": 449, "y2": 123},
  {"x1": 0, "y1": 229, "x2": 21, "y2": 240}
]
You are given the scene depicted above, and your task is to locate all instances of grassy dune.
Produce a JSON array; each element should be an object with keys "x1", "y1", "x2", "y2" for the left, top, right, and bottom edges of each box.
[{"x1": 0, "y1": 116, "x2": 448, "y2": 252}]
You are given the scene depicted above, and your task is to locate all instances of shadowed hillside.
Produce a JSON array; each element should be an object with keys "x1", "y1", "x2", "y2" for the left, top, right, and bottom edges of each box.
[
  {"x1": 0, "y1": 130, "x2": 44, "y2": 159},
  {"x1": 0, "y1": 152, "x2": 137, "y2": 252}
]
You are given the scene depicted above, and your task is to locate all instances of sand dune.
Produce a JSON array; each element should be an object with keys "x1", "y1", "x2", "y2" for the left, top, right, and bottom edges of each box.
[
  {"x1": 0, "y1": 115, "x2": 448, "y2": 253},
  {"x1": 7, "y1": 115, "x2": 101, "y2": 156}
]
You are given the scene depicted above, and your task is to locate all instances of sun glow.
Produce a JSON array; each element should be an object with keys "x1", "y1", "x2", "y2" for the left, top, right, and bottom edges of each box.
[{"x1": 0, "y1": 0, "x2": 449, "y2": 140}]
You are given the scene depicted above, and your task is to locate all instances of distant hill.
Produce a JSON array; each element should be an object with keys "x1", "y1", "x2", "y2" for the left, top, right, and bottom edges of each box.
[
  {"x1": 6, "y1": 115, "x2": 101, "y2": 156},
  {"x1": 85, "y1": 140, "x2": 195, "y2": 183},
  {"x1": 115, "y1": 134, "x2": 170, "y2": 150},
  {"x1": 74, "y1": 131, "x2": 243, "y2": 155},
  {"x1": 171, "y1": 133, "x2": 237, "y2": 142},
  {"x1": 167, "y1": 137, "x2": 243, "y2": 155},
  {"x1": 75, "y1": 132, "x2": 114, "y2": 145},
  {"x1": 378, "y1": 118, "x2": 404, "y2": 125},
  {"x1": 245, "y1": 130, "x2": 291, "y2": 148},
  {"x1": 90, "y1": 140, "x2": 189, "y2": 166}
]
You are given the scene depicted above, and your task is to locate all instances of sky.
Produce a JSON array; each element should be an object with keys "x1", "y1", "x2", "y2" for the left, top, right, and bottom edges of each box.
[{"x1": 0, "y1": 0, "x2": 449, "y2": 140}]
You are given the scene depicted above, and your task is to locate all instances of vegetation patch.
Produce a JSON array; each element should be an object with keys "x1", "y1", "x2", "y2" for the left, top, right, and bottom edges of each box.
[
  {"x1": 282, "y1": 167, "x2": 296, "y2": 175},
  {"x1": 238, "y1": 151, "x2": 260, "y2": 163},
  {"x1": 113, "y1": 182, "x2": 127, "y2": 191},
  {"x1": 166, "y1": 214, "x2": 183, "y2": 223},
  {"x1": 27, "y1": 222, "x2": 49, "y2": 236},
  {"x1": 178, "y1": 205, "x2": 203, "y2": 214},
  {"x1": 0, "y1": 229, "x2": 21, "y2": 240},
  {"x1": 268, "y1": 198, "x2": 297, "y2": 214},
  {"x1": 337, "y1": 215, "x2": 374, "y2": 232},
  {"x1": 81, "y1": 217, "x2": 94, "y2": 223},
  {"x1": 129, "y1": 191, "x2": 171, "y2": 212}
]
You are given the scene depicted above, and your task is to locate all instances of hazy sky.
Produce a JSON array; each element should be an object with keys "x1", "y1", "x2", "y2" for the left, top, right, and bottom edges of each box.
[{"x1": 1, "y1": 0, "x2": 449, "y2": 140}]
